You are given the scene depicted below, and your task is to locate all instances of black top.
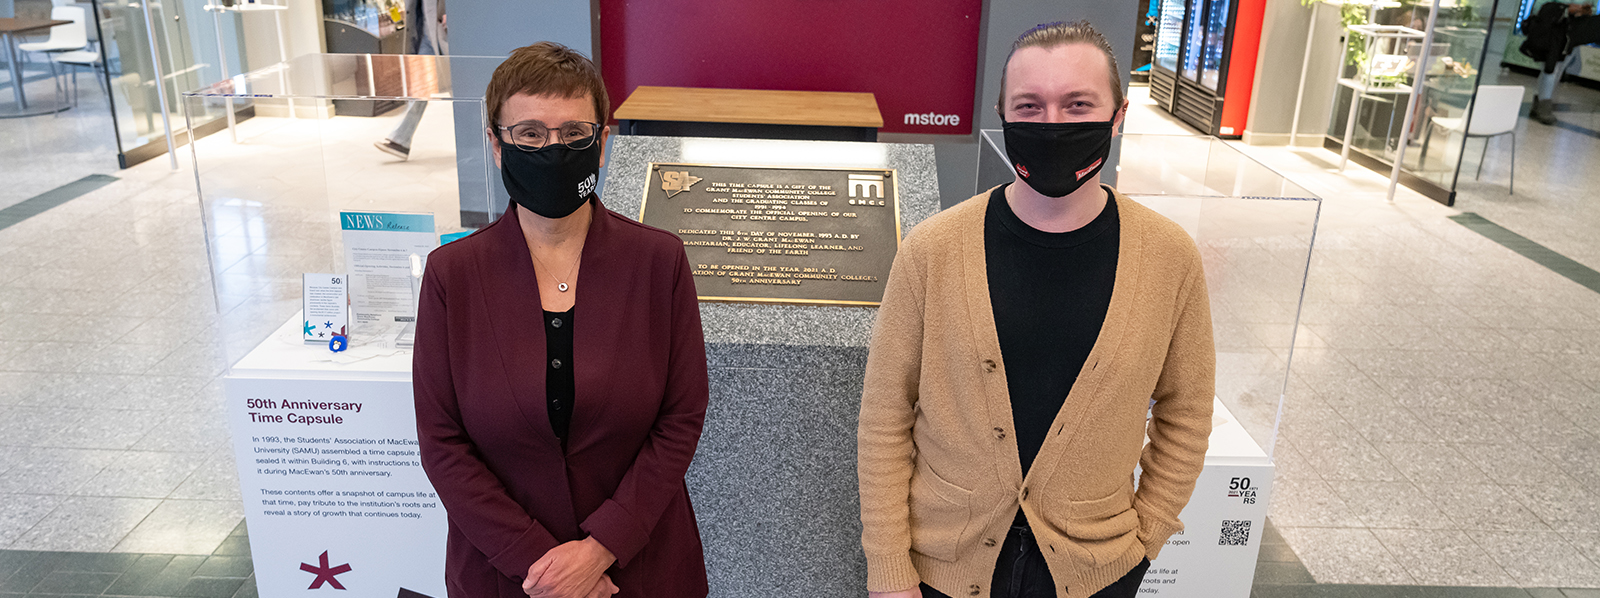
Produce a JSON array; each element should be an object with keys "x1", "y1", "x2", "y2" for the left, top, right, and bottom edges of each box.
[
  {"x1": 985, "y1": 184, "x2": 1120, "y2": 489},
  {"x1": 544, "y1": 307, "x2": 575, "y2": 440}
]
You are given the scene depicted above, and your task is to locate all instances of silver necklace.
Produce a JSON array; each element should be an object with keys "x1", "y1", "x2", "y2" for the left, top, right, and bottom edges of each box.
[{"x1": 530, "y1": 240, "x2": 584, "y2": 292}]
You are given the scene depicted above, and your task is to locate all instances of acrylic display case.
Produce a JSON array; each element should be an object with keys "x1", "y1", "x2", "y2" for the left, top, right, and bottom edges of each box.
[
  {"x1": 182, "y1": 53, "x2": 506, "y2": 598},
  {"x1": 183, "y1": 52, "x2": 510, "y2": 368}
]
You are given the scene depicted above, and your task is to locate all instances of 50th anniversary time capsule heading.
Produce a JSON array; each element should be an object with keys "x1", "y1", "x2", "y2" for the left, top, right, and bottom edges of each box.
[{"x1": 246, "y1": 397, "x2": 363, "y2": 426}]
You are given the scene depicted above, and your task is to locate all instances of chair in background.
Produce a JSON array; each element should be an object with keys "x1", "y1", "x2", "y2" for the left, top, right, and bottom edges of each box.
[
  {"x1": 1419, "y1": 84, "x2": 1525, "y2": 195},
  {"x1": 52, "y1": 6, "x2": 105, "y2": 106},
  {"x1": 16, "y1": 5, "x2": 87, "y2": 108}
]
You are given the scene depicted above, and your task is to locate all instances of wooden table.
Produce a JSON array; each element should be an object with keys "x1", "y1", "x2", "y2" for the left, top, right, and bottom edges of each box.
[
  {"x1": 613, "y1": 85, "x2": 884, "y2": 142},
  {"x1": 0, "y1": 17, "x2": 72, "y2": 117}
]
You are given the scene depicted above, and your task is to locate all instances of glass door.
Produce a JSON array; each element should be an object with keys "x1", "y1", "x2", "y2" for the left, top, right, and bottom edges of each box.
[
  {"x1": 1199, "y1": 0, "x2": 1231, "y2": 90},
  {"x1": 1181, "y1": 0, "x2": 1206, "y2": 81},
  {"x1": 92, "y1": 0, "x2": 247, "y2": 167},
  {"x1": 1155, "y1": 0, "x2": 1187, "y2": 72}
]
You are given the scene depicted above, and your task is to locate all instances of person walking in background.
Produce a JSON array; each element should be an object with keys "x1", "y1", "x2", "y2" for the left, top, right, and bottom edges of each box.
[
  {"x1": 413, "y1": 42, "x2": 710, "y2": 598},
  {"x1": 375, "y1": 0, "x2": 447, "y2": 159},
  {"x1": 857, "y1": 20, "x2": 1214, "y2": 598},
  {"x1": 1521, "y1": 1, "x2": 1596, "y2": 125}
]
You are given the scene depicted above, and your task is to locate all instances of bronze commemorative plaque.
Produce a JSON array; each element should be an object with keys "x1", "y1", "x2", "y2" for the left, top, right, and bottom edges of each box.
[{"x1": 640, "y1": 163, "x2": 902, "y2": 306}]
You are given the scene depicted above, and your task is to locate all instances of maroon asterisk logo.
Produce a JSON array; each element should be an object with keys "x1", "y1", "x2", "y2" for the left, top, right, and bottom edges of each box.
[{"x1": 300, "y1": 551, "x2": 352, "y2": 590}]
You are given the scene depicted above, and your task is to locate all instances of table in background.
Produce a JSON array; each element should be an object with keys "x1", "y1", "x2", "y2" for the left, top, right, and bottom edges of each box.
[
  {"x1": 614, "y1": 85, "x2": 883, "y2": 142},
  {"x1": 0, "y1": 17, "x2": 72, "y2": 118}
]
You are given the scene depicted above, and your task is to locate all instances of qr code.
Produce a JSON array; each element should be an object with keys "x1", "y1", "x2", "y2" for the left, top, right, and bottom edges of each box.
[{"x1": 1219, "y1": 520, "x2": 1251, "y2": 546}]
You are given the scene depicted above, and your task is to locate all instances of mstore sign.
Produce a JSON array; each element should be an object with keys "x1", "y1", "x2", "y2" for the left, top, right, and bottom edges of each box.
[{"x1": 599, "y1": 0, "x2": 983, "y2": 135}]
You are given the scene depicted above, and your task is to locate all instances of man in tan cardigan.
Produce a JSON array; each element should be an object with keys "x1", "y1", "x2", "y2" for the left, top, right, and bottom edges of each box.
[{"x1": 857, "y1": 21, "x2": 1214, "y2": 598}]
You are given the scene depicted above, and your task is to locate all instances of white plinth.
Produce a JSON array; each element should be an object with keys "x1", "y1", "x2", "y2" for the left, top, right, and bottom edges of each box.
[
  {"x1": 1137, "y1": 398, "x2": 1274, "y2": 597},
  {"x1": 226, "y1": 313, "x2": 445, "y2": 598},
  {"x1": 226, "y1": 315, "x2": 1273, "y2": 598}
]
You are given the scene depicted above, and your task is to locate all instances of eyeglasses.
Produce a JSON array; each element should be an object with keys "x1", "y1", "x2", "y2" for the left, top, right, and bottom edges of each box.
[{"x1": 495, "y1": 120, "x2": 603, "y2": 151}]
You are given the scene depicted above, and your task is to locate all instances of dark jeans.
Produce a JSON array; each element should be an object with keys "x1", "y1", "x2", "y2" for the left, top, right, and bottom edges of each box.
[{"x1": 920, "y1": 525, "x2": 1150, "y2": 598}]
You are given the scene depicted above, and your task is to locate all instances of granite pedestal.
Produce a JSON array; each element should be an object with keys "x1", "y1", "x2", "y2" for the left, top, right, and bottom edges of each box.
[{"x1": 602, "y1": 136, "x2": 940, "y2": 597}]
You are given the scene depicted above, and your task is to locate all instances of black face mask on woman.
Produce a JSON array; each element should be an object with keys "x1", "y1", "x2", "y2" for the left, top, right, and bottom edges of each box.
[
  {"x1": 500, "y1": 139, "x2": 601, "y2": 219},
  {"x1": 1001, "y1": 115, "x2": 1117, "y2": 198}
]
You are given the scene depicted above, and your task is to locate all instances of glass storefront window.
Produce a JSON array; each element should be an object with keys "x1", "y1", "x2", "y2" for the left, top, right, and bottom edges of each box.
[
  {"x1": 91, "y1": 0, "x2": 252, "y2": 167},
  {"x1": 1320, "y1": 1, "x2": 1497, "y2": 205}
]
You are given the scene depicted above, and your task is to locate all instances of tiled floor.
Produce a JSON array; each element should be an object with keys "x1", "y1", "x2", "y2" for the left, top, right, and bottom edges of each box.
[
  {"x1": 0, "y1": 75, "x2": 245, "y2": 556},
  {"x1": 0, "y1": 60, "x2": 122, "y2": 212},
  {"x1": 1130, "y1": 84, "x2": 1600, "y2": 589},
  {"x1": 0, "y1": 73, "x2": 1595, "y2": 597},
  {"x1": 1249, "y1": 519, "x2": 1600, "y2": 598},
  {"x1": 0, "y1": 520, "x2": 256, "y2": 597},
  {"x1": 1454, "y1": 70, "x2": 1600, "y2": 272}
]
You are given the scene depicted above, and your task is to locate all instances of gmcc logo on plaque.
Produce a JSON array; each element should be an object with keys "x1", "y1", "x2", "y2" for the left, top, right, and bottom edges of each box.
[{"x1": 847, "y1": 174, "x2": 884, "y2": 199}]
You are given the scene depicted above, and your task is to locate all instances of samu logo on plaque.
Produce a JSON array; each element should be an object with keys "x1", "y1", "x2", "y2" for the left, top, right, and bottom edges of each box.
[{"x1": 639, "y1": 162, "x2": 902, "y2": 306}]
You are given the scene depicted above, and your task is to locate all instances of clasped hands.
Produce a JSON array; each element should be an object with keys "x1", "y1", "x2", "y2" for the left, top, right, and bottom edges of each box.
[{"x1": 523, "y1": 537, "x2": 618, "y2": 598}]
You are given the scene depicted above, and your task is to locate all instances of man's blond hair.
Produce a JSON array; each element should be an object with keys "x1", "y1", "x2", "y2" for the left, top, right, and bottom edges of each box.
[{"x1": 997, "y1": 21, "x2": 1124, "y2": 116}]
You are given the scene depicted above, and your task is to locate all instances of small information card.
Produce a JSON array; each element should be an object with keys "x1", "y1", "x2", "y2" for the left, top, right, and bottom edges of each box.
[{"x1": 302, "y1": 273, "x2": 349, "y2": 344}]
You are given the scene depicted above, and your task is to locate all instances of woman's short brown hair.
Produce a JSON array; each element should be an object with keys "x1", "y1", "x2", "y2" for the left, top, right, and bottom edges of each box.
[{"x1": 486, "y1": 42, "x2": 610, "y2": 128}]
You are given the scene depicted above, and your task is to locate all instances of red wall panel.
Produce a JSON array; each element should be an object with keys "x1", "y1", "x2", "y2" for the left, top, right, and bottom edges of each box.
[
  {"x1": 598, "y1": 0, "x2": 983, "y2": 135},
  {"x1": 1219, "y1": 0, "x2": 1266, "y2": 137}
]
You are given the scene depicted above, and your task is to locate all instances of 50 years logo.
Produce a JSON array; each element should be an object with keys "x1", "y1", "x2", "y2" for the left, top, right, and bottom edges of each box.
[{"x1": 1227, "y1": 477, "x2": 1257, "y2": 504}]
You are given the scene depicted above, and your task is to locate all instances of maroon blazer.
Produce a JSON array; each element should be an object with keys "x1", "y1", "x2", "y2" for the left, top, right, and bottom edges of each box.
[{"x1": 413, "y1": 198, "x2": 710, "y2": 598}]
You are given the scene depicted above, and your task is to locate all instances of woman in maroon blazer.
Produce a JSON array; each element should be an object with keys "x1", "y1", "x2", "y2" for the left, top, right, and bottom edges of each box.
[{"x1": 412, "y1": 42, "x2": 709, "y2": 598}]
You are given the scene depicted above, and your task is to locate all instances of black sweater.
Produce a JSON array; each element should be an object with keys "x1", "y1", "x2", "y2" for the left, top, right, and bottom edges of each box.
[{"x1": 985, "y1": 184, "x2": 1120, "y2": 486}]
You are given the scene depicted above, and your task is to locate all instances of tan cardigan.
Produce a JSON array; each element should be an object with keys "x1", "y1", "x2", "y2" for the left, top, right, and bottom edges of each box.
[{"x1": 857, "y1": 186, "x2": 1214, "y2": 598}]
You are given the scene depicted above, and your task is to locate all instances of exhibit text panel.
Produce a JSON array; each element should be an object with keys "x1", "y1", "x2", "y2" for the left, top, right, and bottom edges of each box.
[{"x1": 227, "y1": 376, "x2": 446, "y2": 598}]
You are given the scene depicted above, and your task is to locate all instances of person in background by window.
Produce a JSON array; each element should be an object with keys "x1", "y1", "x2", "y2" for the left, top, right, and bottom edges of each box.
[{"x1": 1521, "y1": 1, "x2": 1596, "y2": 125}]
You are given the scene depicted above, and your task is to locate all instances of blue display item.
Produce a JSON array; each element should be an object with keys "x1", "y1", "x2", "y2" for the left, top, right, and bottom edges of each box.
[
  {"x1": 338, "y1": 212, "x2": 437, "y2": 233},
  {"x1": 329, "y1": 335, "x2": 349, "y2": 352}
]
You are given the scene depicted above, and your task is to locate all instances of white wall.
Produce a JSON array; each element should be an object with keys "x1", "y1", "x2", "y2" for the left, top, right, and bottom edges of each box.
[{"x1": 1243, "y1": 1, "x2": 1343, "y2": 146}]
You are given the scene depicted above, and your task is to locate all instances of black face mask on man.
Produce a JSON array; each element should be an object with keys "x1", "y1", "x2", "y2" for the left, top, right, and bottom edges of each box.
[
  {"x1": 1001, "y1": 114, "x2": 1118, "y2": 198},
  {"x1": 499, "y1": 139, "x2": 601, "y2": 219}
]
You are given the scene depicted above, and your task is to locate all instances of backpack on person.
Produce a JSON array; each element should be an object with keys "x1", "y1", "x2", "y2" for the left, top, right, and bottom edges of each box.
[{"x1": 1520, "y1": 2, "x2": 1571, "y2": 66}]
